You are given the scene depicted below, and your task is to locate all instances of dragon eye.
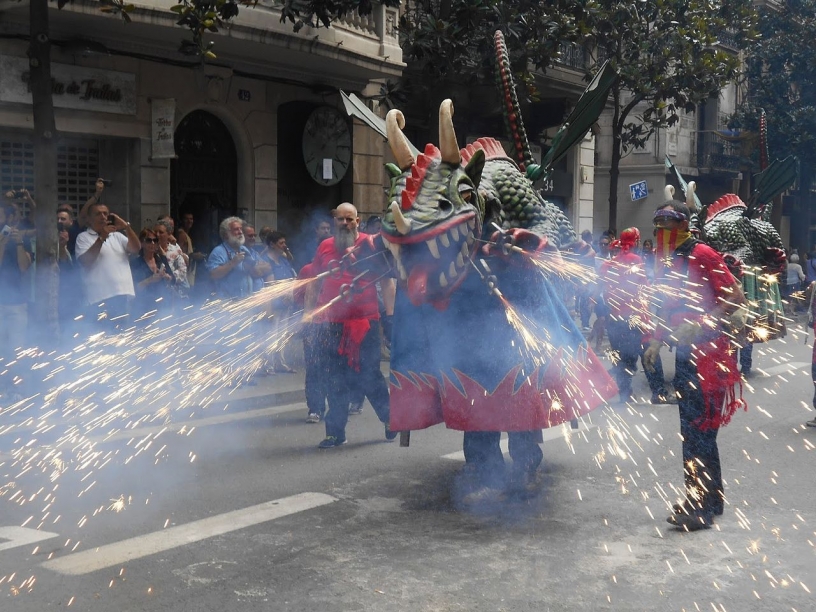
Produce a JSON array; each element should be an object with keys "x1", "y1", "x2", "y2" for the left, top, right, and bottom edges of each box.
[{"x1": 458, "y1": 183, "x2": 473, "y2": 202}]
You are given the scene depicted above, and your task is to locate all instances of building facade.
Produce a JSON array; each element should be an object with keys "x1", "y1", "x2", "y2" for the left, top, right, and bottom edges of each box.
[{"x1": 0, "y1": 0, "x2": 403, "y2": 252}]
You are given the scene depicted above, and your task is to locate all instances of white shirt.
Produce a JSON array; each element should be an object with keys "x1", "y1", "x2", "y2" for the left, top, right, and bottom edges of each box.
[{"x1": 75, "y1": 229, "x2": 135, "y2": 304}]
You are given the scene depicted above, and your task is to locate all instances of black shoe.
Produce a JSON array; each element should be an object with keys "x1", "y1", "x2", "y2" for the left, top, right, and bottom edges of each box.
[
  {"x1": 318, "y1": 436, "x2": 347, "y2": 449},
  {"x1": 741, "y1": 368, "x2": 755, "y2": 379},
  {"x1": 673, "y1": 499, "x2": 723, "y2": 517},
  {"x1": 651, "y1": 392, "x2": 678, "y2": 405},
  {"x1": 506, "y1": 468, "x2": 539, "y2": 499},
  {"x1": 667, "y1": 510, "x2": 713, "y2": 531},
  {"x1": 384, "y1": 425, "x2": 398, "y2": 442}
]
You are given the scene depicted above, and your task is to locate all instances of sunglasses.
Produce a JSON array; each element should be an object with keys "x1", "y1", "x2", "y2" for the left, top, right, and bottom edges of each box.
[
  {"x1": 143, "y1": 238, "x2": 159, "y2": 244},
  {"x1": 653, "y1": 210, "x2": 687, "y2": 225}
]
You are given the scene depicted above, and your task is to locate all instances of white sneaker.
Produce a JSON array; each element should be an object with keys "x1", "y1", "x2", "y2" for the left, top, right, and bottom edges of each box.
[{"x1": 306, "y1": 413, "x2": 321, "y2": 423}]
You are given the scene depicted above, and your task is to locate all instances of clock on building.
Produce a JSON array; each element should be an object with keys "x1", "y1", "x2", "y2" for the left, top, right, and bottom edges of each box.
[{"x1": 302, "y1": 106, "x2": 352, "y2": 186}]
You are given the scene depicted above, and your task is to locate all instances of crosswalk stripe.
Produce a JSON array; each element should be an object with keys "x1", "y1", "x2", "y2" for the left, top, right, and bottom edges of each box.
[{"x1": 41, "y1": 492, "x2": 337, "y2": 576}]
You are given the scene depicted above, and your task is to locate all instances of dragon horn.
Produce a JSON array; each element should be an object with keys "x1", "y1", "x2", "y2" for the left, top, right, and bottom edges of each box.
[
  {"x1": 439, "y1": 99, "x2": 461, "y2": 165},
  {"x1": 664, "y1": 185, "x2": 675, "y2": 200},
  {"x1": 390, "y1": 201, "x2": 413, "y2": 235},
  {"x1": 386, "y1": 109, "x2": 416, "y2": 171},
  {"x1": 686, "y1": 181, "x2": 697, "y2": 212}
]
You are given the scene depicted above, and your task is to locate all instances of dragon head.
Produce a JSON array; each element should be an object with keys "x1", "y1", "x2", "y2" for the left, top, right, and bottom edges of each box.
[{"x1": 381, "y1": 100, "x2": 485, "y2": 308}]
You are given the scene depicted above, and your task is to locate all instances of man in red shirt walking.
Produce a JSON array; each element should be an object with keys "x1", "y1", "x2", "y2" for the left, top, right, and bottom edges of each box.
[
  {"x1": 310, "y1": 202, "x2": 397, "y2": 448},
  {"x1": 599, "y1": 227, "x2": 671, "y2": 404}
]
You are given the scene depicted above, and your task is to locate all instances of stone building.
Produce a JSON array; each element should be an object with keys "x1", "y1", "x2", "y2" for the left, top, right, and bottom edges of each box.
[{"x1": 0, "y1": 0, "x2": 402, "y2": 252}]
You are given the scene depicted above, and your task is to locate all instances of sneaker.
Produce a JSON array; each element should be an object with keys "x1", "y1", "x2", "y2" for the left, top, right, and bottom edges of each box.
[
  {"x1": 317, "y1": 436, "x2": 347, "y2": 449},
  {"x1": 348, "y1": 403, "x2": 363, "y2": 415},
  {"x1": 805, "y1": 418, "x2": 816, "y2": 428},
  {"x1": 384, "y1": 425, "x2": 398, "y2": 441},
  {"x1": 306, "y1": 413, "x2": 321, "y2": 423},
  {"x1": 461, "y1": 485, "x2": 504, "y2": 505}
]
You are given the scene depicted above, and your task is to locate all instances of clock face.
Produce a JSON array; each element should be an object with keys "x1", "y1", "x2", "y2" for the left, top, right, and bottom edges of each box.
[{"x1": 302, "y1": 107, "x2": 352, "y2": 186}]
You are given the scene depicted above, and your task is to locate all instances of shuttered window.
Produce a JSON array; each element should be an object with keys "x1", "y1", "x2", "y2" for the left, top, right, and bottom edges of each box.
[{"x1": 0, "y1": 135, "x2": 99, "y2": 218}]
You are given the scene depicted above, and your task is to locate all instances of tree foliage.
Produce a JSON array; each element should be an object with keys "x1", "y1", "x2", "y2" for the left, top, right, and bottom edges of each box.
[
  {"x1": 398, "y1": 0, "x2": 582, "y2": 98},
  {"x1": 732, "y1": 0, "x2": 816, "y2": 179},
  {"x1": 576, "y1": 0, "x2": 757, "y2": 225}
]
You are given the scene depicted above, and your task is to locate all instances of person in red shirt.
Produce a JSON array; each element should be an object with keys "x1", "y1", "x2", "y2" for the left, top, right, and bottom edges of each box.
[
  {"x1": 311, "y1": 202, "x2": 397, "y2": 448},
  {"x1": 644, "y1": 200, "x2": 747, "y2": 531},
  {"x1": 599, "y1": 227, "x2": 671, "y2": 404}
]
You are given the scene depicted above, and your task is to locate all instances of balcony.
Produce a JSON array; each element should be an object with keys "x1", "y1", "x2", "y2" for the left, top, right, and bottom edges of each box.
[
  {"x1": 694, "y1": 132, "x2": 742, "y2": 174},
  {"x1": 0, "y1": 0, "x2": 404, "y2": 85},
  {"x1": 553, "y1": 42, "x2": 591, "y2": 71}
]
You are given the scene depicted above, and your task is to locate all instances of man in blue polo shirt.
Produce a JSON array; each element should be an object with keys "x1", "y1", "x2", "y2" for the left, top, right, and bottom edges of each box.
[{"x1": 206, "y1": 216, "x2": 270, "y2": 299}]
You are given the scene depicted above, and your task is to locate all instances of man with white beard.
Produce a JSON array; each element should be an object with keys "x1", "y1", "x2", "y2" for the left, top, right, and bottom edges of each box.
[
  {"x1": 206, "y1": 216, "x2": 270, "y2": 299},
  {"x1": 310, "y1": 203, "x2": 397, "y2": 448}
]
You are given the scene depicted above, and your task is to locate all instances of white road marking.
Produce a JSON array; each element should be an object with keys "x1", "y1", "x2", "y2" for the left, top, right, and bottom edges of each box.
[
  {"x1": 0, "y1": 526, "x2": 59, "y2": 552},
  {"x1": 441, "y1": 422, "x2": 597, "y2": 461},
  {"x1": 758, "y1": 362, "x2": 808, "y2": 377},
  {"x1": 41, "y1": 492, "x2": 337, "y2": 576}
]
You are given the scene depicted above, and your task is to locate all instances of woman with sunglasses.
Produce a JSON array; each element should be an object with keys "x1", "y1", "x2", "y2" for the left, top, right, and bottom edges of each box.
[{"x1": 130, "y1": 228, "x2": 175, "y2": 321}]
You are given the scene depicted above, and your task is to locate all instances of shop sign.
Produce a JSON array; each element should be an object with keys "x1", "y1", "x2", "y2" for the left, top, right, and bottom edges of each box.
[
  {"x1": 151, "y1": 98, "x2": 176, "y2": 159},
  {"x1": 0, "y1": 55, "x2": 136, "y2": 115}
]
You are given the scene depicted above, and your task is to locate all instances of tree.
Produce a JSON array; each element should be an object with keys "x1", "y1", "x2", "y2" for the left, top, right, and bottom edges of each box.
[
  {"x1": 732, "y1": 0, "x2": 816, "y2": 248},
  {"x1": 578, "y1": 0, "x2": 757, "y2": 228},
  {"x1": 395, "y1": 0, "x2": 583, "y2": 136}
]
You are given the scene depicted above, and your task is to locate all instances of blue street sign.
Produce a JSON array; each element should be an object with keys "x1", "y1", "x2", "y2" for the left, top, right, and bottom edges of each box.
[{"x1": 629, "y1": 180, "x2": 648, "y2": 201}]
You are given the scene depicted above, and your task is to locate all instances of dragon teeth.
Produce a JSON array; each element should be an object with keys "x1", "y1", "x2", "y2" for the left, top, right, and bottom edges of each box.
[
  {"x1": 448, "y1": 262, "x2": 457, "y2": 278},
  {"x1": 460, "y1": 241, "x2": 469, "y2": 257},
  {"x1": 456, "y1": 252, "x2": 465, "y2": 268},
  {"x1": 467, "y1": 218, "x2": 475, "y2": 231},
  {"x1": 439, "y1": 272, "x2": 448, "y2": 287},
  {"x1": 426, "y1": 237, "x2": 441, "y2": 259},
  {"x1": 439, "y1": 233, "x2": 450, "y2": 248},
  {"x1": 450, "y1": 225, "x2": 460, "y2": 241}
]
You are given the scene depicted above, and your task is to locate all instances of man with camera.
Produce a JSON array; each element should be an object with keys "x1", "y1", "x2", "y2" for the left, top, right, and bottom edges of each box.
[
  {"x1": 0, "y1": 202, "x2": 33, "y2": 401},
  {"x1": 205, "y1": 216, "x2": 270, "y2": 300},
  {"x1": 75, "y1": 201, "x2": 140, "y2": 331}
]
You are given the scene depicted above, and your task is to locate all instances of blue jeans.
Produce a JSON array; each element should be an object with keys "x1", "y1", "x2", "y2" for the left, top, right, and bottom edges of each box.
[
  {"x1": 321, "y1": 321, "x2": 390, "y2": 440},
  {"x1": 674, "y1": 346, "x2": 724, "y2": 514},
  {"x1": 606, "y1": 319, "x2": 667, "y2": 397},
  {"x1": 303, "y1": 323, "x2": 328, "y2": 417},
  {"x1": 739, "y1": 342, "x2": 753, "y2": 371},
  {"x1": 462, "y1": 430, "x2": 543, "y2": 488}
]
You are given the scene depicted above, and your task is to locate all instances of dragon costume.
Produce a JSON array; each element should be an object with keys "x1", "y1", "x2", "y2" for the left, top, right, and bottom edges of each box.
[
  {"x1": 666, "y1": 112, "x2": 797, "y2": 344},
  {"x1": 375, "y1": 32, "x2": 618, "y2": 436}
]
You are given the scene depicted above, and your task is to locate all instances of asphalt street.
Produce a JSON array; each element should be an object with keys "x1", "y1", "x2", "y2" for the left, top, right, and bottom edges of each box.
[{"x1": 1, "y1": 322, "x2": 815, "y2": 612}]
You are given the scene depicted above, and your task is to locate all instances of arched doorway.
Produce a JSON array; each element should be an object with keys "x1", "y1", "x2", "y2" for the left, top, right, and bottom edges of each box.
[{"x1": 171, "y1": 110, "x2": 237, "y2": 254}]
